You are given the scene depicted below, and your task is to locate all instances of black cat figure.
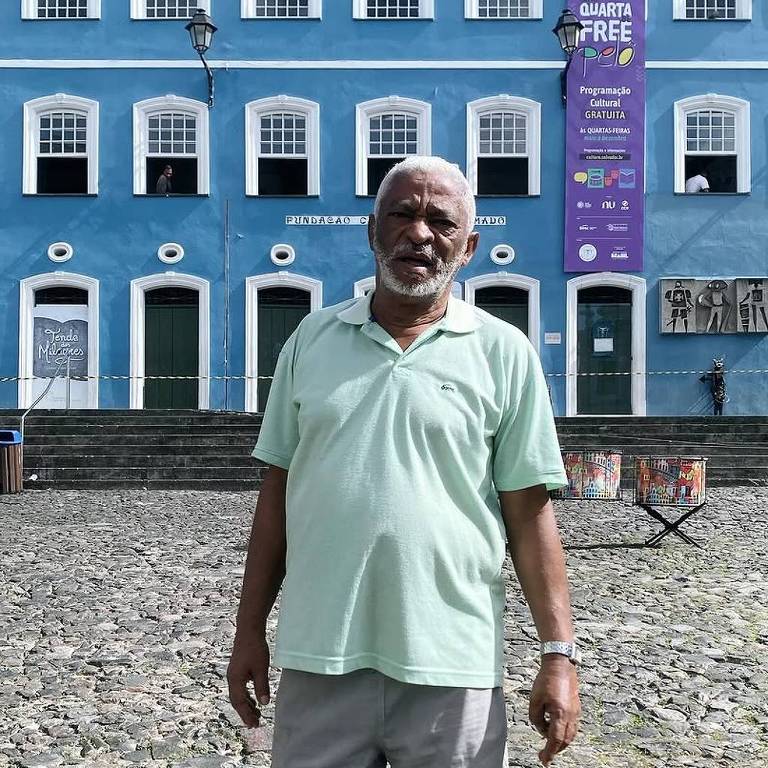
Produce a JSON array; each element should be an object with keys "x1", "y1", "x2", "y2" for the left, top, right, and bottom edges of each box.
[{"x1": 699, "y1": 358, "x2": 727, "y2": 416}]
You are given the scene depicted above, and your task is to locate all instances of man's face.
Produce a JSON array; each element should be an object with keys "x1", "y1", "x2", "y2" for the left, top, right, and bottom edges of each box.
[
  {"x1": 164, "y1": 167, "x2": 173, "y2": 177},
  {"x1": 369, "y1": 171, "x2": 478, "y2": 299}
]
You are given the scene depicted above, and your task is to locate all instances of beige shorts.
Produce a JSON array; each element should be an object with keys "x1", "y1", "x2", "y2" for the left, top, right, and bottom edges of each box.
[{"x1": 271, "y1": 667, "x2": 508, "y2": 767}]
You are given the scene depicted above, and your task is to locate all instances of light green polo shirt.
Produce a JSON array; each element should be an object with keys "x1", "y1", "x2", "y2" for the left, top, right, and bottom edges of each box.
[{"x1": 253, "y1": 292, "x2": 567, "y2": 688}]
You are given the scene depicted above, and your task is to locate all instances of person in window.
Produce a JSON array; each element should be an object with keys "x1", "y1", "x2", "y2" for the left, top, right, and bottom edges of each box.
[
  {"x1": 156, "y1": 165, "x2": 173, "y2": 195},
  {"x1": 684, "y1": 170, "x2": 709, "y2": 194}
]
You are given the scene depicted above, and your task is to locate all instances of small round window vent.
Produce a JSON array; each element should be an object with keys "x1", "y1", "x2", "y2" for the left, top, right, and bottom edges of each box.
[
  {"x1": 490, "y1": 244, "x2": 515, "y2": 266},
  {"x1": 47, "y1": 242, "x2": 73, "y2": 263},
  {"x1": 158, "y1": 242, "x2": 184, "y2": 264},
  {"x1": 270, "y1": 243, "x2": 296, "y2": 267}
]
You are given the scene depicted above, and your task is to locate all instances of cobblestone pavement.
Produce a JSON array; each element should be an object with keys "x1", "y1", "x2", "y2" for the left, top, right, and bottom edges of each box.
[{"x1": 1, "y1": 488, "x2": 767, "y2": 768}]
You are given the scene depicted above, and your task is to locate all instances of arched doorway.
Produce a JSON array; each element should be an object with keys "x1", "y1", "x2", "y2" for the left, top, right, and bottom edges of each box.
[
  {"x1": 19, "y1": 272, "x2": 100, "y2": 409},
  {"x1": 130, "y1": 273, "x2": 210, "y2": 409},
  {"x1": 566, "y1": 273, "x2": 646, "y2": 416},
  {"x1": 245, "y1": 273, "x2": 322, "y2": 412},
  {"x1": 464, "y1": 274, "x2": 540, "y2": 352}
]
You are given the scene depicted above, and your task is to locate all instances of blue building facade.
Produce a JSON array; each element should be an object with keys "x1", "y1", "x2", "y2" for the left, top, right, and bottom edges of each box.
[{"x1": 2, "y1": 0, "x2": 767, "y2": 416}]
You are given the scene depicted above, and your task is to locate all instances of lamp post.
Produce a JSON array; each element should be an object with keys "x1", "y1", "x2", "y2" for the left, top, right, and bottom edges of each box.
[
  {"x1": 185, "y1": 8, "x2": 218, "y2": 109},
  {"x1": 552, "y1": 8, "x2": 584, "y2": 106}
]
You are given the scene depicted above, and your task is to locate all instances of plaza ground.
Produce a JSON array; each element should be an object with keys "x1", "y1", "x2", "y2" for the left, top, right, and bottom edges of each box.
[{"x1": 1, "y1": 488, "x2": 766, "y2": 768}]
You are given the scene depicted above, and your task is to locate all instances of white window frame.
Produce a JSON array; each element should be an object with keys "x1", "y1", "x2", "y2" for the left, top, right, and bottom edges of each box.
[
  {"x1": 130, "y1": 0, "x2": 211, "y2": 19},
  {"x1": 18, "y1": 272, "x2": 100, "y2": 408},
  {"x1": 130, "y1": 272, "x2": 210, "y2": 409},
  {"x1": 356, "y1": 96, "x2": 431, "y2": 196},
  {"x1": 244, "y1": 272, "x2": 323, "y2": 412},
  {"x1": 467, "y1": 95, "x2": 540, "y2": 197},
  {"x1": 23, "y1": 94, "x2": 99, "y2": 195},
  {"x1": 674, "y1": 94, "x2": 750, "y2": 194},
  {"x1": 464, "y1": 0, "x2": 543, "y2": 19},
  {"x1": 464, "y1": 273, "x2": 540, "y2": 354},
  {"x1": 673, "y1": 0, "x2": 751, "y2": 20},
  {"x1": 242, "y1": 0, "x2": 321, "y2": 18},
  {"x1": 245, "y1": 96, "x2": 320, "y2": 196},
  {"x1": 353, "y1": 0, "x2": 434, "y2": 19},
  {"x1": 566, "y1": 273, "x2": 646, "y2": 417},
  {"x1": 133, "y1": 95, "x2": 210, "y2": 196},
  {"x1": 22, "y1": 0, "x2": 101, "y2": 18}
]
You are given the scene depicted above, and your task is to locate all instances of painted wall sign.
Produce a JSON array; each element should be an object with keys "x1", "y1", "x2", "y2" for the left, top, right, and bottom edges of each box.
[
  {"x1": 31, "y1": 303, "x2": 90, "y2": 409},
  {"x1": 660, "y1": 278, "x2": 768, "y2": 334},
  {"x1": 564, "y1": 0, "x2": 645, "y2": 272},
  {"x1": 285, "y1": 215, "x2": 507, "y2": 226}
]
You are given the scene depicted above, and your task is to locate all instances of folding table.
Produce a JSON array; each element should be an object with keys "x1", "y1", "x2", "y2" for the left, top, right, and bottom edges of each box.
[{"x1": 633, "y1": 456, "x2": 708, "y2": 548}]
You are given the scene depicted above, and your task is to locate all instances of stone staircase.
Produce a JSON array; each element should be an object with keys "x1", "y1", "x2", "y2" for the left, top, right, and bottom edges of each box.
[
  {"x1": 555, "y1": 416, "x2": 768, "y2": 488},
  {"x1": 0, "y1": 410, "x2": 765, "y2": 490},
  {"x1": 2, "y1": 410, "x2": 264, "y2": 491}
]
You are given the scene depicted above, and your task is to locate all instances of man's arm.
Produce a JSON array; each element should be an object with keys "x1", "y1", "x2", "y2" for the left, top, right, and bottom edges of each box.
[
  {"x1": 500, "y1": 484, "x2": 581, "y2": 767},
  {"x1": 227, "y1": 464, "x2": 288, "y2": 727}
]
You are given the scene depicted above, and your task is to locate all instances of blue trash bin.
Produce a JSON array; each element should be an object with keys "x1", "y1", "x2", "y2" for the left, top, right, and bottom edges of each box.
[{"x1": 0, "y1": 430, "x2": 23, "y2": 494}]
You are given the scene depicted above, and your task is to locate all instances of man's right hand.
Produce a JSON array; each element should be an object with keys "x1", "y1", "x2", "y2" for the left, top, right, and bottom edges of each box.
[{"x1": 227, "y1": 631, "x2": 272, "y2": 728}]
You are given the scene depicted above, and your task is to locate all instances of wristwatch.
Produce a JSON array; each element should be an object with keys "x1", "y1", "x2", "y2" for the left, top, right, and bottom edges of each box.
[{"x1": 540, "y1": 640, "x2": 581, "y2": 665}]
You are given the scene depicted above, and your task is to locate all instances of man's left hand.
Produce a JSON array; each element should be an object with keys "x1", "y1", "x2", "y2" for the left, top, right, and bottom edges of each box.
[{"x1": 528, "y1": 655, "x2": 581, "y2": 766}]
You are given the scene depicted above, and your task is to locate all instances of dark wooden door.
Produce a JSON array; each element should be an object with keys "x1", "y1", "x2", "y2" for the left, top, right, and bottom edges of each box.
[
  {"x1": 475, "y1": 286, "x2": 529, "y2": 337},
  {"x1": 257, "y1": 288, "x2": 311, "y2": 410},
  {"x1": 577, "y1": 286, "x2": 632, "y2": 415},
  {"x1": 145, "y1": 288, "x2": 199, "y2": 409}
]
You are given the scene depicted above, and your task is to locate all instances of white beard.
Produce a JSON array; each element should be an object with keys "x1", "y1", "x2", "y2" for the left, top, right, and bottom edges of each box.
[{"x1": 374, "y1": 238, "x2": 463, "y2": 299}]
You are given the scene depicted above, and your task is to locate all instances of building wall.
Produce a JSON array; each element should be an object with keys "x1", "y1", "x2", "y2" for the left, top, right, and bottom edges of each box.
[{"x1": 2, "y1": 2, "x2": 767, "y2": 414}]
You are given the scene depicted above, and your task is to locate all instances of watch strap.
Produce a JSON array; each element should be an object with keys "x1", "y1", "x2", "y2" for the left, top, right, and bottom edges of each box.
[{"x1": 540, "y1": 640, "x2": 581, "y2": 664}]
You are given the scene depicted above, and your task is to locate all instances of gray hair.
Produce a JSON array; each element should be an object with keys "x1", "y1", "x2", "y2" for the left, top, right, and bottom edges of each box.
[{"x1": 373, "y1": 156, "x2": 476, "y2": 232}]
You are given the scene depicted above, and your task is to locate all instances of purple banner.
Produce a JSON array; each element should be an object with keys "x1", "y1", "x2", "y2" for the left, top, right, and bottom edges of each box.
[{"x1": 564, "y1": 2, "x2": 645, "y2": 272}]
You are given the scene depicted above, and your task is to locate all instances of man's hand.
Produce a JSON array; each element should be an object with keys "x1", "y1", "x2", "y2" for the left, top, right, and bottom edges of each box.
[
  {"x1": 529, "y1": 655, "x2": 581, "y2": 766},
  {"x1": 227, "y1": 631, "x2": 272, "y2": 728}
]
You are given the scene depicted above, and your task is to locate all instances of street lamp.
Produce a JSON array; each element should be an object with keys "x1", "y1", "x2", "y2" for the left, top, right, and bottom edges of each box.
[
  {"x1": 185, "y1": 8, "x2": 218, "y2": 109},
  {"x1": 552, "y1": 8, "x2": 584, "y2": 106}
]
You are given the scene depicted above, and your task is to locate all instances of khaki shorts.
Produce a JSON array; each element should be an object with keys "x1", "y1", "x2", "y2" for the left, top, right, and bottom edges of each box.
[{"x1": 271, "y1": 667, "x2": 509, "y2": 767}]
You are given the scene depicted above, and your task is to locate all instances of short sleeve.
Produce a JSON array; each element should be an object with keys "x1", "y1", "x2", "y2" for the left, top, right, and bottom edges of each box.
[
  {"x1": 492, "y1": 344, "x2": 567, "y2": 492},
  {"x1": 252, "y1": 330, "x2": 300, "y2": 470}
]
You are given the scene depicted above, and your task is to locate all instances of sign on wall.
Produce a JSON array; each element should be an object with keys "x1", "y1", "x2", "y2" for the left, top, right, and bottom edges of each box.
[
  {"x1": 660, "y1": 278, "x2": 768, "y2": 334},
  {"x1": 31, "y1": 304, "x2": 89, "y2": 409},
  {"x1": 564, "y1": 1, "x2": 645, "y2": 272}
]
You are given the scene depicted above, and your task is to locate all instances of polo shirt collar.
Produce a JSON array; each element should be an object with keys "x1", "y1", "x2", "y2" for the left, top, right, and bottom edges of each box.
[{"x1": 336, "y1": 290, "x2": 484, "y2": 334}]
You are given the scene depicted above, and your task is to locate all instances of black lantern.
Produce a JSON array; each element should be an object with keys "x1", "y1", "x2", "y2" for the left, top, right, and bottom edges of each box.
[
  {"x1": 552, "y1": 8, "x2": 583, "y2": 56},
  {"x1": 552, "y1": 8, "x2": 584, "y2": 106},
  {"x1": 185, "y1": 8, "x2": 217, "y2": 107}
]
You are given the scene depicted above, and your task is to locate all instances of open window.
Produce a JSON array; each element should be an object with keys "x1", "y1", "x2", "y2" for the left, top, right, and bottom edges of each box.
[
  {"x1": 673, "y1": 0, "x2": 751, "y2": 20},
  {"x1": 130, "y1": 0, "x2": 208, "y2": 19},
  {"x1": 246, "y1": 97, "x2": 320, "y2": 196},
  {"x1": 353, "y1": 0, "x2": 434, "y2": 18},
  {"x1": 674, "y1": 94, "x2": 750, "y2": 194},
  {"x1": 23, "y1": 94, "x2": 98, "y2": 195},
  {"x1": 356, "y1": 97, "x2": 431, "y2": 196},
  {"x1": 134, "y1": 96, "x2": 210, "y2": 195},
  {"x1": 464, "y1": 0, "x2": 543, "y2": 19},
  {"x1": 22, "y1": 0, "x2": 101, "y2": 18},
  {"x1": 467, "y1": 96, "x2": 540, "y2": 196},
  {"x1": 242, "y1": 0, "x2": 321, "y2": 17}
]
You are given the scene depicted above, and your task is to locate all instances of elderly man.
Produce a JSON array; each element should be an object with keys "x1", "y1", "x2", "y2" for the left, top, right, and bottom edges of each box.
[{"x1": 228, "y1": 156, "x2": 580, "y2": 767}]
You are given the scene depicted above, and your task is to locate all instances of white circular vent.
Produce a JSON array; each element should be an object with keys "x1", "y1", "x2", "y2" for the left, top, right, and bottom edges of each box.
[
  {"x1": 157, "y1": 242, "x2": 184, "y2": 264},
  {"x1": 490, "y1": 244, "x2": 515, "y2": 266},
  {"x1": 270, "y1": 243, "x2": 296, "y2": 267},
  {"x1": 47, "y1": 242, "x2": 73, "y2": 263}
]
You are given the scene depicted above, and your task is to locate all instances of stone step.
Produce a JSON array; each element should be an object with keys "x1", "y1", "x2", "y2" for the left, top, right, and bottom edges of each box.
[
  {"x1": 23, "y1": 478, "x2": 262, "y2": 491},
  {"x1": 22, "y1": 434, "x2": 258, "y2": 447},
  {"x1": 21, "y1": 424, "x2": 262, "y2": 436},
  {"x1": 22, "y1": 443, "x2": 255, "y2": 456},
  {"x1": 25, "y1": 466, "x2": 266, "y2": 482},
  {"x1": 23, "y1": 454, "x2": 261, "y2": 468}
]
